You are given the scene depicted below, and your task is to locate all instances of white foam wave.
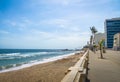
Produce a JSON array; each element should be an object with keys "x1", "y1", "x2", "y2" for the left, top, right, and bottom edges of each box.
[
  {"x1": 0, "y1": 53, "x2": 20, "y2": 56},
  {"x1": 6, "y1": 53, "x2": 21, "y2": 56},
  {"x1": 0, "y1": 53, "x2": 21, "y2": 59},
  {"x1": 0, "y1": 52, "x2": 49, "y2": 59},
  {"x1": 0, "y1": 52, "x2": 76, "y2": 73}
]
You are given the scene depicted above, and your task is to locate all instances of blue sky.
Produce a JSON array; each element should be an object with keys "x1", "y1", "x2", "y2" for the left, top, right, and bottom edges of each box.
[{"x1": 0, "y1": 0, "x2": 120, "y2": 49}]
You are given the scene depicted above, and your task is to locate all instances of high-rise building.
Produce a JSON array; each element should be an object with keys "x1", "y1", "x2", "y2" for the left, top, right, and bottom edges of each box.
[{"x1": 104, "y1": 17, "x2": 120, "y2": 48}]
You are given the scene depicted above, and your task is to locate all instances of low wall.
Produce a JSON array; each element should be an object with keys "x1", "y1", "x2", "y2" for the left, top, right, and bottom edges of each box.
[{"x1": 61, "y1": 49, "x2": 89, "y2": 82}]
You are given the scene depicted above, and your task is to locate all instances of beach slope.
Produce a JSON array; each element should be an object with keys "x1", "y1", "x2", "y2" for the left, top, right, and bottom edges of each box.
[{"x1": 0, "y1": 54, "x2": 82, "y2": 82}]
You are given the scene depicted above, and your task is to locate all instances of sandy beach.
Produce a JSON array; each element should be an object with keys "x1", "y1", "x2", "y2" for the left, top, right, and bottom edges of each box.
[{"x1": 0, "y1": 53, "x2": 82, "y2": 82}]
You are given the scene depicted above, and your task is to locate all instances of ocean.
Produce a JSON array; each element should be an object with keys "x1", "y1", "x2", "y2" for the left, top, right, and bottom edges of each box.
[{"x1": 0, "y1": 49, "x2": 76, "y2": 73}]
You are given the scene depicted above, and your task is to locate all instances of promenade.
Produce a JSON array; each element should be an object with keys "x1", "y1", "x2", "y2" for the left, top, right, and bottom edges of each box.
[{"x1": 87, "y1": 50, "x2": 120, "y2": 82}]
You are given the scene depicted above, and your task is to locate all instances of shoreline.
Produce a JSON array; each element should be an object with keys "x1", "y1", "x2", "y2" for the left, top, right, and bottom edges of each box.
[
  {"x1": 0, "y1": 53, "x2": 82, "y2": 82},
  {"x1": 0, "y1": 52, "x2": 76, "y2": 73}
]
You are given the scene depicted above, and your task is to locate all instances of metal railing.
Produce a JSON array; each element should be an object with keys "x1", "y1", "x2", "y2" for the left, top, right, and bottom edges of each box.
[{"x1": 61, "y1": 49, "x2": 89, "y2": 82}]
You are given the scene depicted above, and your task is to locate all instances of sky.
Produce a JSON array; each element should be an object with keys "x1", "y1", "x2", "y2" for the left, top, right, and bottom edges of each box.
[{"x1": 0, "y1": 0, "x2": 120, "y2": 49}]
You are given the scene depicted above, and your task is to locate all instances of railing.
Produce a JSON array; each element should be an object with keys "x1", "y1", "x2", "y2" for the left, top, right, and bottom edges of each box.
[{"x1": 61, "y1": 49, "x2": 89, "y2": 82}]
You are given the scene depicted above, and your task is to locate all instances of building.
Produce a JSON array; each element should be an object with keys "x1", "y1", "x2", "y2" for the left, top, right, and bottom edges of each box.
[
  {"x1": 94, "y1": 33, "x2": 105, "y2": 45},
  {"x1": 113, "y1": 33, "x2": 120, "y2": 50},
  {"x1": 104, "y1": 17, "x2": 120, "y2": 48}
]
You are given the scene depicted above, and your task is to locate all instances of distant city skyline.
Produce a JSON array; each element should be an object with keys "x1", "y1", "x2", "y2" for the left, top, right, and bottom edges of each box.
[{"x1": 0, "y1": 0, "x2": 120, "y2": 49}]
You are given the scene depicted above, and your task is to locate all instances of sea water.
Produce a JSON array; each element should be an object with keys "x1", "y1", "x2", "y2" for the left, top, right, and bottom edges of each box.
[{"x1": 0, "y1": 49, "x2": 76, "y2": 73}]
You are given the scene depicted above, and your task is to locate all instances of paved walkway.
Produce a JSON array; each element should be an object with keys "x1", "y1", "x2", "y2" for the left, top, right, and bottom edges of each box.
[{"x1": 87, "y1": 50, "x2": 120, "y2": 82}]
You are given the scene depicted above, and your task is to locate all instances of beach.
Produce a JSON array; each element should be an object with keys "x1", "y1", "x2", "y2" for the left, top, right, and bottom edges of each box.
[{"x1": 0, "y1": 53, "x2": 82, "y2": 82}]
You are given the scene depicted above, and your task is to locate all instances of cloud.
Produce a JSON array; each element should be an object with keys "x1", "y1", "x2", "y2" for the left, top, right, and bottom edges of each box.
[
  {"x1": 31, "y1": 0, "x2": 82, "y2": 6},
  {"x1": 0, "y1": 28, "x2": 90, "y2": 48},
  {"x1": 44, "y1": 18, "x2": 68, "y2": 26},
  {"x1": 2, "y1": 18, "x2": 34, "y2": 31},
  {"x1": 49, "y1": 0, "x2": 70, "y2": 5},
  {"x1": 38, "y1": 18, "x2": 82, "y2": 33},
  {"x1": 30, "y1": 0, "x2": 113, "y2": 7},
  {"x1": 0, "y1": 30, "x2": 9, "y2": 34},
  {"x1": 3, "y1": 20, "x2": 17, "y2": 26},
  {"x1": 1, "y1": 0, "x2": 119, "y2": 48}
]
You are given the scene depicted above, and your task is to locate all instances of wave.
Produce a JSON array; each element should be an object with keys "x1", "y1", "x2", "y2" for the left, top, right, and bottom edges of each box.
[
  {"x1": 0, "y1": 52, "x2": 76, "y2": 73},
  {"x1": 0, "y1": 52, "x2": 49, "y2": 60},
  {"x1": 0, "y1": 63, "x2": 22, "y2": 70},
  {"x1": 0, "y1": 53, "x2": 20, "y2": 57}
]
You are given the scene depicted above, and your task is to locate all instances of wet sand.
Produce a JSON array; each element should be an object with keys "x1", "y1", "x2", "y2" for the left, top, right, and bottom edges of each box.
[{"x1": 0, "y1": 53, "x2": 82, "y2": 82}]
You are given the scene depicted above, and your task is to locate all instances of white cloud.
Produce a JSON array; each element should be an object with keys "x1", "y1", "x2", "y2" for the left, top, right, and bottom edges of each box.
[
  {"x1": 45, "y1": 19, "x2": 68, "y2": 26},
  {"x1": 3, "y1": 18, "x2": 34, "y2": 30},
  {"x1": 0, "y1": 29, "x2": 89, "y2": 48},
  {"x1": 0, "y1": 0, "x2": 120, "y2": 49},
  {"x1": 0, "y1": 30, "x2": 9, "y2": 34},
  {"x1": 38, "y1": 18, "x2": 82, "y2": 32},
  {"x1": 30, "y1": 0, "x2": 82, "y2": 6},
  {"x1": 3, "y1": 20, "x2": 17, "y2": 26},
  {"x1": 48, "y1": 0, "x2": 71, "y2": 5},
  {"x1": 31, "y1": 0, "x2": 112, "y2": 7}
]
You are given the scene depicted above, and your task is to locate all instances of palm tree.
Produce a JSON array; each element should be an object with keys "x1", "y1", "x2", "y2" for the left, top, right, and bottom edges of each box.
[
  {"x1": 98, "y1": 39, "x2": 105, "y2": 59},
  {"x1": 90, "y1": 35, "x2": 93, "y2": 45},
  {"x1": 90, "y1": 26, "x2": 97, "y2": 52},
  {"x1": 90, "y1": 26, "x2": 98, "y2": 45}
]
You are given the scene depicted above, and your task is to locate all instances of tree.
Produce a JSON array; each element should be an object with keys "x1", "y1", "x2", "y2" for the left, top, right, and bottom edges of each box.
[
  {"x1": 90, "y1": 26, "x2": 98, "y2": 45},
  {"x1": 90, "y1": 35, "x2": 93, "y2": 45},
  {"x1": 90, "y1": 26, "x2": 98, "y2": 52},
  {"x1": 98, "y1": 39, "x2": 105, "y2": 59}
]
